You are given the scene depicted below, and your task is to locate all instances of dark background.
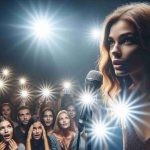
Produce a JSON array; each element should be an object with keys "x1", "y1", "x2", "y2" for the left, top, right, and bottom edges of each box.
[{"x1": 0, "y1": 0, "x2": 147, "y2": 85}]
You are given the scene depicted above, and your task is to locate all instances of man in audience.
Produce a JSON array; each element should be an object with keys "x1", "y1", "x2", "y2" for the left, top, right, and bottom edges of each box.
[{"x1": 15, "y1": 106, "x2": 32, "y2": 144}]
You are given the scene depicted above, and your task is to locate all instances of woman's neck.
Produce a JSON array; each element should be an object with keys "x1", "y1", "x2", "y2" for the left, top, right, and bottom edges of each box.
[{"x1": 60, "y1": 129, "x2": 70, "y2": 137}]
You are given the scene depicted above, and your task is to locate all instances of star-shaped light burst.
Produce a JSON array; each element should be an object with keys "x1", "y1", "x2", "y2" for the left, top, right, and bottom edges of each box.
[
  {"x1": 18, "y1": 77, "x2": 28, "y2": 86},
  {"x1": 17, "y1": 87, "x2": 33, "y2": 104},
  {"x1": 109, "y1": 88, "x2": 150, "y2": 130},
  {"x1": 89, "y1": 118, "x2": 117, "y2": 148},
  {"x1": 78, "y1": 88, "x2": 97, "y2": 108},
  {"x1": 0, "y1": 77, "x2": 10, "y2": 95},
  {"x1": 37, "y1": 83, "x2": 56, "y2": 102},
  {"x1": 1, "y1": 67, "x2": 12, "y2": 79}
]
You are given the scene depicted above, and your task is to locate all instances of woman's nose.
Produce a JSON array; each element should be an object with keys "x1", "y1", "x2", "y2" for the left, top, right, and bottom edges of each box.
[{"x1": 110, "y1": 43, "x2": 122, "y2": 58}]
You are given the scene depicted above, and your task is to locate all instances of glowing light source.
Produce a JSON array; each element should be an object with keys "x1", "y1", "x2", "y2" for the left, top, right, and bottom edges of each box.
[
  {"x1": 20, "y1": 90, "x2": 29, "y2": 98},
  {"x1": 112, "y1": 103, "x2": 130, "y2": 122},
  {"x1": 80, "y1": 92, "x2": 95, "y2": 105},
  {"x1": 92, "y1": 122, "x2": 108, "y2": 139},
  {"x1": 2, "y1": 68, "x2": 10, "y2": 77},
  {"x1": 0, "y1": 78, "x2": 10, "y2": 95},
  {"x1": 91, "y1": 28, "x2": 101, "y2": 40},
  {"x1": 32, "y1": 19, "x2": 51, "y2": 39},
  {"x1": 19, "y1": 77, "x2": 27, "y2": 85},
  {"x1": 37, "y1": 83, "x2": 56, "y2": 100},
  {"x1": 63, "y1": 81, "x2": 71, "y2": 89}
]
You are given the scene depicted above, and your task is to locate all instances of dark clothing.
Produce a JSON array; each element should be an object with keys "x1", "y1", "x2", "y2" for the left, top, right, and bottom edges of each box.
[
  {"x1": 48, "y1": 133, "x2": 78, "y2": 150},
  {"x1": 15, "y1": 126, "x2": 26, "y2": 145},
  {"x1": 31, "y1": 139, "x2": 45, "y2": 150},
  {"x1": 125, "y1": 124, "x2": 150, "y2": 150}
]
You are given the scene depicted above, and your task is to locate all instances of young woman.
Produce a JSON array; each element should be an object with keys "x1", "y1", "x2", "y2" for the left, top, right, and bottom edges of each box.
[
  {"x1": 41, "y1": 107, "x2": 55, "y2": 136},
  {"x1": 49, "y1": 110, "x2": 78, "y2": 150},
  {"x1": 0, "y1": 116, "x2": 25, "y2": 150},
  {"x1": 99, "y1": 2, "x2": 150, "y2": 150},
  {"x1": 26, "y1": 117, "x2": 50, "y2": 150},
  {"x1": 0, "y1": 103, "x2": 18, "y2": 127}
]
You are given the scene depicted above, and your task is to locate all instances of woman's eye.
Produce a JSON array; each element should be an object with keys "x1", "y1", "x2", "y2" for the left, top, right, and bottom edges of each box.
[
  {"x1": 120, "y1": 36, "x2": 137, "y2": 45},
  {"x1": 108, "y1": 39, "x2": 115, "y2": 49}
]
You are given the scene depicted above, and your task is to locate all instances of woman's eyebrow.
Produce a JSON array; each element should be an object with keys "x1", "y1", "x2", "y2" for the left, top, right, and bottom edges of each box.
[{"x1": 119, "y1": 32, "x2": 136, "y2": 39}]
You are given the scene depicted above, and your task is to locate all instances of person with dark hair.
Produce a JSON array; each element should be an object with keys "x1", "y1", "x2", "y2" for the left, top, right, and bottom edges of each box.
[
  {"x1": 65, "y1": 104, "x2": 78, "y2": 131},
  {"x1": 40, "y1": 107, "x2": 55, "y2": 136},
  {"x1": 0, "y1": 116, "x2": 25, "y2": 150},
  {"x1": 15, "y1": 106, "x2": 31, "y2": 145},
  {"x1": 49, "y1": 110, "x2": 78, "y2": 150},
  {"x1": 0, "y1": 103, "x2": 18, "y2": 127},
  {"x1": 26, "y1": 117, "x2": 50, "y2": 150},
  {"x1": 99, "y1": 2, "x2": 150, "y2": 150}
]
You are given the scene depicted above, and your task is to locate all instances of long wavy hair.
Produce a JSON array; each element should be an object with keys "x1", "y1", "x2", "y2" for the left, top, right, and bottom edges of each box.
[
  {"x1": 40, "y1": 107, "x2": 55, "y2": 129},
  {"x1": 53, "y1": 110, "x2": 76, "y2": 134},
  {"x1": 99, "y1": 2, "x2": 150, "y2": 100},
  {"x1": 0, "y1": 116, "x2": 19, "y2": 144}
]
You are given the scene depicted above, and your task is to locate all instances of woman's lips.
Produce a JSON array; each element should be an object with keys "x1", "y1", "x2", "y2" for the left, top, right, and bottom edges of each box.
[{"x1": 112, "y1": 60, "x2": 125, "y2": 70}]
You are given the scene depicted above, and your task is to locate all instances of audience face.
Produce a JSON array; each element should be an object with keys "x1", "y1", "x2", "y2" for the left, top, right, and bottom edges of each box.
[
  {"x1": 67, "y1": 105, "x2": 76, "y2": 119},
  {"x1": 58, "y1": 112, "x2": 70, "y2": 129},
  {"x1": 18, "y1": 109, "x2": 31, "y2": 125},
  {"x1": 0, "y1": 120, "x2": 13, "y2": 142},
  {"x1": 32, "y1": 121, "x2": 43, "y2": 140},
  {"x1": 43, "y1": 110, "x2": 53, "y2": 127},
  {"x1": 1, "y1": 105, "x2": 11, "y2": 119}
]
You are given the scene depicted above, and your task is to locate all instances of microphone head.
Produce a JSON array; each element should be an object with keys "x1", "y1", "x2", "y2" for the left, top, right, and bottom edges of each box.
[{"x1": 85, "y1": 70, "x2": 102, "y2": 90}]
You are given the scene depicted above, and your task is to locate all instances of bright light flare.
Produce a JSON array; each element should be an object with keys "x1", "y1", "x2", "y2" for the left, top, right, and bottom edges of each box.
[
  {"x1": 37, "y1": 83, "x2": 56, "y2": 100},
  {"x1": 92, "y1": 123, "x2": 108, "y2": 138},
  {"x1": 0, "y1": 78, "x2": 10, "y2": 95},
  {"x1": 20, "y1": 90, "x2": 29, "y2": 98},
  {"x1": 80, "y1": 92, "x2": 95, "y2": 105},
  {"x1": 63, "y1": 81, "x2": 71, "y2": 89},
  {"x1": 2, "y1": 68, "x2": 10, "y2": 77},
  {"x1": 19, "y1": 77, "x2": 27, "y2": 85},
  {"x1": 89, "y1": 119, "x2": 114, "y2": 145},
  {"x1": 91, "y1": 28, "x2": 101, "y2": 40},
  {"x1": 32, "y1": 19, "x2": 51, "y2": 39},
  {"x1": 112, "y1": 103, "x2": 130, "y2": 122}
]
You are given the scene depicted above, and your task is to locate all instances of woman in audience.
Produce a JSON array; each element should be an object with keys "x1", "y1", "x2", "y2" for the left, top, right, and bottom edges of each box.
[
  {"x1": 41, "y1": 107, "x2": 55, "y2": 136},
  {"x1": 26, "y1": 117, "x2": 50, "y2": 150},
  {"x1": 49, "y1": 110, "x2": 78, "y2": 150},
  {"x1": 0, "y1": 116, "x2": 25, "y2": 150}
]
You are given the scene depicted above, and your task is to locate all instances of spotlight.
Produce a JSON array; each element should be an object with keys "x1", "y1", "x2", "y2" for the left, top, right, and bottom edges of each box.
[
  {"x1": 91, "y1": 28, "x2": 101, "y2": 40},
  {"x1": 32, "y1": 18, "x2": 51, "y2": 39}
]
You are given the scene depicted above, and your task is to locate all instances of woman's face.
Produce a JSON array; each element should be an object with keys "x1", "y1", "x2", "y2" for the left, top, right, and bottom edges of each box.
[
  {"x1": 58, "y1": 112, "x2": 70, "y2": 129},
  {"x1": 0, "y1": 120, "x2": 13, "y2": 142},
  {"x1": 108, "y1": 20, "x2": 145, "y2": 77},
  {"x1": 43, "y1": 110, "x2": 53, "y2": 127},
  {"x1": 67, "y1": 105, "x2": 76, "y2": 119},
  {"x1": 32, "y1": 121, "x2": 43, "y2": 140},
  {"x1": 2, "y1": 105, "x2": 11, "y2": 119}
]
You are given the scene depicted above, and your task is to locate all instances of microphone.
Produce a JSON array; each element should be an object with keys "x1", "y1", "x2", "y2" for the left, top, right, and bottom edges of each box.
[
  {"x1": 78, "y1": 70, "x2": 103, "y2": 131},
  {"x1": 85, "y1": 70, "x2": 102, "y2": 91}
]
